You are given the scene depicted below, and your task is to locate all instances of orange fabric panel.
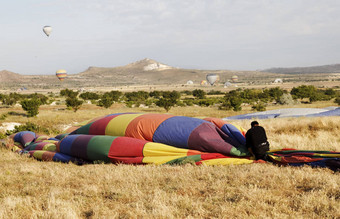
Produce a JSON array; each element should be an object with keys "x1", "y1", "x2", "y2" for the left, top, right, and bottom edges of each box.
[
  {"x1": 187, "y1": 149, "x2": 206, "y2": 156},
  {"x1": 125, "y1": 114, "x2": 174, "y2": 141},
  {"x1": 203, "y1": 117, "x2": 228, "y2": 129}
]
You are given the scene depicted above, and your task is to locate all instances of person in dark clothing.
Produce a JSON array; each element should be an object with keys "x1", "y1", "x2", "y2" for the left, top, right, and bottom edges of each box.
[{"x1": 245, "y1": 121, "x2": 270, "y2": 160}]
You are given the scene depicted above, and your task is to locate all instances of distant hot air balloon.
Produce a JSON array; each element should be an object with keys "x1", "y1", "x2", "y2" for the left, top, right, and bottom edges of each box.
[
  {"x1": 200, "y1": 80, "x2": 208, "y2": 86},
  {"x1": 231, "y1": 75, "x2": 238, "y2": 82},
  {"x1": 43, "y1": 26, "x2": 52, "y2": 37},
  {"x1": 206, "y1": 74, "x2": 219, "y2": 86},
  {"x1": 56, "y1": 69, "x2": 67, "y2": 81}
]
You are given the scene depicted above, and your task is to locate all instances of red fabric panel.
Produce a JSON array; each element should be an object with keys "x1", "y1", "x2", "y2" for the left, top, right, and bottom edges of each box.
[
  {"x1": 203, "y1": 117, "x2": 228, "y2": 129},
  {"x1": 42, "y1": 151, "x2": 56, "y2": 161},
  {"x1": 200, "y1": 153, "x2": 229, "y2": 160},
  {"x1": 109, "y1": 156, "x2": 144, "y2": 164},
  {"x1": 125, "y1": 114, "x2": 174, "y2": 141},
  {"x1": 108, "y1": 137, "x2": 147, "y2": 158},
  {"x1": 89, "y1": 115, "x2": 120, "y2": 135}
]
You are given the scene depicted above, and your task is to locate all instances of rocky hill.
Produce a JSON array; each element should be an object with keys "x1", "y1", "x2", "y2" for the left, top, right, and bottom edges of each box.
[
  {"x1": 0, "y1": 70, "x2": 23, "y2": 82},
  {"x1": 263, "y1": 63, "x2": 340, "y2": 74}
]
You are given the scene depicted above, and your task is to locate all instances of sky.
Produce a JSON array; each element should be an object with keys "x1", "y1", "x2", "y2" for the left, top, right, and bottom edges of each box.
[{"x1": 1, "y1": 0, "x2": 340, "y2": 75}]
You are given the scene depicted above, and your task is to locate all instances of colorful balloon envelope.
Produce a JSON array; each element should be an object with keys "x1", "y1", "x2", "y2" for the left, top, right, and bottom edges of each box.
[
  {"x1": 231, "y1": 75, "x2": 238, "y2": 82},
  {"x1": 56, "y1": 69, "x2": 67, "y2": 81},
  {"x1": 200, "y1": 80, "x2": 208, "y2": 86}
]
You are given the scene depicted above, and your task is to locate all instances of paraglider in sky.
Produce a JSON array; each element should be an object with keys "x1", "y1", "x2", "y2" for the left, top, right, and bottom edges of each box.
[
  {"x1": 231, "y1": 75, "x2": 238, "y2": 82},
  {"x1": 206, "y1": 74, "x2": 220, "y2": 85},
  {"x1": 56, "y1": 69, "x2": 67, "y2": 81},
  {"x1": 43, "y1": 26, "x2": 52, "y2": 37}
]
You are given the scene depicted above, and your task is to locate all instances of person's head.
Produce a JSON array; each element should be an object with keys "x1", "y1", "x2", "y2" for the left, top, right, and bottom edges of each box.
[{"x1": 251, "y1": 121, "x2": 259, "y2": 127}]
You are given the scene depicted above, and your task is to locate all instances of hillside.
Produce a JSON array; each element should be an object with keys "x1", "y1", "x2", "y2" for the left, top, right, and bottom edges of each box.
[
  {"x1": 0, "y1": 70, "x2": 23, "y2": 82},
  {"x1": 263, "y1": 63, "x2": 340, "y2": 74},
  {"x1": 1, "y1": 59, "x2": 339, "y2": 90}
]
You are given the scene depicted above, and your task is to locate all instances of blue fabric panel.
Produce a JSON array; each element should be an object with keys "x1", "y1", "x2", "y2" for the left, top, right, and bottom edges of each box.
[
  {"x1": 225, "y1": 114, "x2": 280, "y2": 120},
  {"x1": 14, "y1": 131, "x2": 36, "y2": 146},
  {"x1": 308, "y1": 108, "x2": 340, "y2": 117},
  {"x1": 221, "y1": 124, "x2": 246, "y2": 146},
  {"x1": 153, "y1": 116, "x2": 208, "y2": 148},
  {"x1": 59, "y1": 135, "x2": 79, "y2": 155},
  {"x1": 53, "y1": 152, "x2": 75, "y2": 163}
]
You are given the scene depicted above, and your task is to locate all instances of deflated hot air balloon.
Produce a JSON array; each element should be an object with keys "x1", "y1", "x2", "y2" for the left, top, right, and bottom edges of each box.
[
  {"x1": 206, "y1": 74, "x2": 219, "y2": 86},
  {"x1": 43, "y1": 26, "x2": 52, "y2": 37},
  {"x1": 56, "y1": 69, "x2": 67, "y2": 81}
]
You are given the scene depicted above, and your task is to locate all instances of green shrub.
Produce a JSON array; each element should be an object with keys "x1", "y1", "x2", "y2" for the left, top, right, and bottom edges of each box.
[
  {"x1": 65, "y1": 97, "x2": 83, "y2": 112},
  {"x1": 20, "y1": 98, "x2": 41, "y2": 117},
  {"x1": 193, "y1": 89, "x2": 206, "y2": 99}
]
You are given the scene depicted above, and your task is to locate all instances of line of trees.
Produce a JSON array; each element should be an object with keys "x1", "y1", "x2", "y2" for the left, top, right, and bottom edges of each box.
[{"x1": 0, "y1": 85, "x2": 339, "y2": 117}]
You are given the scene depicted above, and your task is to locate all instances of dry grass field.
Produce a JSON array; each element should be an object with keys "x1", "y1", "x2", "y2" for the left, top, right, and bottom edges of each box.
[{"x1": 0, "y1": 103, "x2": 339, "y2": 218}]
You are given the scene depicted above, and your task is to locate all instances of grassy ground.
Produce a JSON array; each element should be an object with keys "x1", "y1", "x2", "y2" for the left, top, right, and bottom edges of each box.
[{"x1": 0, "y1": 103, "x2": 339, "y2": 218}]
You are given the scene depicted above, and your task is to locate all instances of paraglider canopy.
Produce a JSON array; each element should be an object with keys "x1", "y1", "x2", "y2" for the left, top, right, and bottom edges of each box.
[
  {"x1": 206, "y1": 74, "x2": 219, "y2": 85},
  {"x1": 56, "y1": 69, "x2": 67, "y2": 81},
  {"x1": 43, "y1": 26, "x2": 52, "y2": 37}
]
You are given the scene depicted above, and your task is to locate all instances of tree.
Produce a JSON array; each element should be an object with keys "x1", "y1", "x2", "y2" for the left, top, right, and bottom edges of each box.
[
  {"x1": 20, "y1": 98, "x2": 41, "y2": 117},
  {"x1": 79, "y1": 92, "x2": 100, "y2": 100},
  {"x1": 335, "y1": 96, "x2": 340, "y2": 106},
  {"x1": 220, "y1": 90, "x2": 243, "y2": 111},
  {"x1": 252, "y1": 101, "x2": 266, "y2": 111},
  {"x1": 60, "y1": 89, "x2": 78, "y2": 98},
  {"x1": 192, "y1": 89, "x2": 206, "y2": 99},
  {"x1": 97, "y1": 96, "x2": 114, "y2": 108},
  {"x1": 268, "y1": 87, "x2": 285, "y2": 103},
  {"x1": 290, "y1": 85, "x2": 317, "y2": 103},
  {"x1": 156, "y1": 91, "x2": 181, "y2": 112},
  {"x1": 156, "y1": 98, "x2": 177, "y2": 112},
  {"x1": 66, "y1": 97, "x2": 83, "y2": 112}
]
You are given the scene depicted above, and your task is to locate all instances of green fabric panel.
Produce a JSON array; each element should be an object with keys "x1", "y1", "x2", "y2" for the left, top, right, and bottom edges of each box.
[
  {"x1": 230, "y1": 147, "x2": 249, "y2": 157},
  {"x1": 165, "y1": 154, "x2": 202, "y2": 165},
  {"x1": 87, "y1": 136, "x2": 116, "y2": 162},
  {"x1": 74, "y1": 122, "x2": 93, "y2": 134}
]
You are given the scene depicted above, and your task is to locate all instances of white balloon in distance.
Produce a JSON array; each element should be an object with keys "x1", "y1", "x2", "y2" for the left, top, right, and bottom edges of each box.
[
  {"x1": 206, "y1": 74, "x2": 219, "y2": 85},
  {"x1": 43, "y1": 26, "x2": 52, "y2": 37}
]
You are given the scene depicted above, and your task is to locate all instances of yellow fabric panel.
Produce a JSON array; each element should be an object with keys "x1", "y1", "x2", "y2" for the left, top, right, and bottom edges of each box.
[
  {"x1": 33, "y1": 151, "x2": 44, "y2": 160},
  {"x1": 143, "y1": 142, "x2": 192, "y2": 157},
  {"x1": 233, "y1": 124, "x2": 247, "y2": 134},
  {"x1": 142, "y1": 155, "x2": 189, "y2": 165},
  {"x1": 200, "y1": 158, "x2": 254, "y2": 165},
  {"x1": 268, "y1": 154, "x2": 281, "y2": 161},
  {"x1": 105, "y1": 114, "x2": 142, "y2": 136},
  {"x1": 42, "y1": 144, "x2": 57, "y2": 152},
  {"x1": 314, "y1": 153, "x2": 340, "y2": 158}
]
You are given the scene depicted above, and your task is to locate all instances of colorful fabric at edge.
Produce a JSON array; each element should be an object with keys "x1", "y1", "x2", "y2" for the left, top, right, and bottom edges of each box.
[
  {"x1": 9, "y1": 113, "x2": 340, "y2": 170},
  {"x1": 267, "y1": 149, "x2": 340, "y2": 171}
]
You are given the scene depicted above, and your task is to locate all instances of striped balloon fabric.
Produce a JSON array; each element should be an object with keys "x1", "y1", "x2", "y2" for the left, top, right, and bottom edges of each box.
[
  {"x1": 70, "y1": 113, "x2": 249, "y2": 156},
  {"x1": 9, "y1": 113, "x2": 340, "y2": 170}
]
